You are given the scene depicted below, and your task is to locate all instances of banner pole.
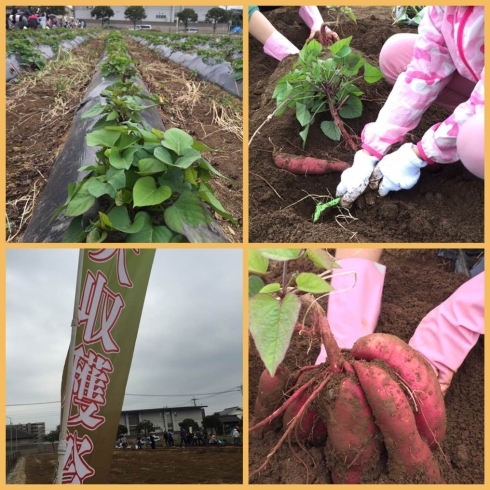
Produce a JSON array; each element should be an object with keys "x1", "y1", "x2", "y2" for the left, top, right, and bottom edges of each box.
[{"x1": 54, "y1": 250, "x2": 85, "y2": 484}]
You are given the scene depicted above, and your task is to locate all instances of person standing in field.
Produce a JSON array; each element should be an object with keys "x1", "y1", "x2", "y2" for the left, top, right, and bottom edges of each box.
[
  {"x1": 232, "y1": 427, "x2": 241, "y2": 445},
  {"x1": 167, "y1": 430, "x2": 174, "y2": 447}
]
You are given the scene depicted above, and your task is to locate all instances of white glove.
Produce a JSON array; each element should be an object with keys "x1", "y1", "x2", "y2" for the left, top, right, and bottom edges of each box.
[
  {"x1": 336, "y1": 150, "x2": 379, "y2": 207},
  {"x1": 369, "y1": 143, "x2": 427, "y2": 196}
]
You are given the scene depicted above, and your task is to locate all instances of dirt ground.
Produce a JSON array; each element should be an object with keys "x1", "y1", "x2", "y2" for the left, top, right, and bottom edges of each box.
[
  {"x1": 249, "y1": 250, "x2": 484, "y2": 483},
  {"x1": 249, "y1": 7, "x2": 483, "y2": 243},
  {"x1": 6, "y1": 35, "x2": 242, "y2": 243},
  {"x1": 21, "y1": 446, "x2": 242, "y2": 484}
]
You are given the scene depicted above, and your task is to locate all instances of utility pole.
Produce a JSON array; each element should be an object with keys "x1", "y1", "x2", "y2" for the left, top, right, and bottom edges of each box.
[{"x1": 191, "y1": 396, "x2": 197, "y2": 406}]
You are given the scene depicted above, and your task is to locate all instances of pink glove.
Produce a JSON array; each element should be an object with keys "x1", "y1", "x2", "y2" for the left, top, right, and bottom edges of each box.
[
  {"x1": 299, "y1": 6, "x2": 324, "y2": 33},
  {"x1": 409, "y1": 272, "x2": 484, "y2": 396},
  {"x1": 263, "y1": 30, "x2": 299, "y2": 61},
  {"x1": 315, "y1": 258, "x2": 386, "y2": 364},
  {"x1": 299, "y1": 6, "x2": 339, "y2": 45}
]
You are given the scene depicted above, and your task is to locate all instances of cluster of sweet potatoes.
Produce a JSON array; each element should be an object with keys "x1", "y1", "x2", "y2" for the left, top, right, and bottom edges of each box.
[{"x1": 251, "y1": 322, "x2": 447, "y2": 483}]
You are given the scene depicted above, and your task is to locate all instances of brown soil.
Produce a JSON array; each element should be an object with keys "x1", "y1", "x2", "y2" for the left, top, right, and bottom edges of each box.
[
  {"x1": 6, "y1": 35, "x2": 243, "y2": 243},
  {"x1": 23, "y1": 446, "x2": 242, "y2": 484},
  {"x1": 249, "y1": 7, "x2": 483, "y2": 243},
  {"x1": 6, "y1": 38, "x2": 106, "y2": 242},
  {"x1": 126, "y1": 39, "x2": 243, "y2": 242},
  {"x1": 249, "y1": 250, "x2": 484, "y2": 483}
]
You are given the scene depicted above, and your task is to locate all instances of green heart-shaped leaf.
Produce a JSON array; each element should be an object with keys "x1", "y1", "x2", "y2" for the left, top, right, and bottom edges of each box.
[
  {"x1": 133, "y1": 177, "x2": 172, "y2": 207},
  {"x1": 162, "y1": 127, "x2": 194, "y2": 154},
  {"x1": 249, "y1": 293, "x2": 301, "y2": 376}
]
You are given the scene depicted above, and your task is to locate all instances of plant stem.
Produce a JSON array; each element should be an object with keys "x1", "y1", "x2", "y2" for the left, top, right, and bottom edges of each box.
[
  {"x1": 312, "y1": 309, "x2": 343, "y2": 373},
  {"x1": 282, "y1": 261, "x2": 288, "y2": 297},
  {"x1": 301, "y1": 294, "x2": 343, "y2": 373},
  {"x1": 326, "y1": 95, "x2": 358, "y2": 152}
]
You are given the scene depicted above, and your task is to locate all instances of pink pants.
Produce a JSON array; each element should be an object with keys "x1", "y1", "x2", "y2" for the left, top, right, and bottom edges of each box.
[{"x1": 379, "y1": 33, "x2": 484, "y2": 178}]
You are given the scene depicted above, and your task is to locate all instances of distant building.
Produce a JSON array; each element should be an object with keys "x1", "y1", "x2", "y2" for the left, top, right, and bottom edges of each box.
[
  {"x1": 6, "y1": 428, "x2": 35, "y2": 448},
  {"x1": 214, "y1": 406, "x2": 242, "y2": 431},
  {"x1": 119, "y1": 406, "x2": 207, "y2": 436},
  {"x1": 9, "y1": 422, "x2": 45, "y2": 441}
]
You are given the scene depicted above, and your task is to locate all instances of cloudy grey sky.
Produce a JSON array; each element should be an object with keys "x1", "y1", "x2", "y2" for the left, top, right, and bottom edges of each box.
[{"x1": 7, "y1": 249, "x2": 243, "y2": 432}]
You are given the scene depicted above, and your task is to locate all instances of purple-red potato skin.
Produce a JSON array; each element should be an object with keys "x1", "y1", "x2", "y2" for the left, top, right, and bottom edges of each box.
[
  {"x1": 353, "y1": 361, "x2": 444, "y2": 483},
  {"x1": 252, "y1": 365, "x2": 290, "y2": 436},
  {"x1": 351, "y1": 333, "x2": 446, "y2": 448},
  {"x1": 273, "y1": 152, "x2": 351, "y2": 175},
  {"x1": 327, "y1": 375, "x2": 382, "y2": 483},
  {"x1": 282, "y1": 374, "x2": 327, "y2": 446}
]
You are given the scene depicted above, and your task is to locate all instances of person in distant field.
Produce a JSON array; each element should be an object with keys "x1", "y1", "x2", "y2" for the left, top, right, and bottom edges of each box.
[
  {"x1": 180, "y1": 427, "x2": 187, "y2": 447},
  {"x1": 14, "y1": 12, "x2": 28, "y2": 29},
  {"x1": 195, "y1": 430, "x2": 204, "y2": 446},
  {"x1": 209, "y1": 434, "x2": 218, "y2": 445},
  {"x1": 167, "y1": 430, "x2": 174, "y2": 447},
  {"x1": 149, "y1": 433, "x2": 156, "y2": 449},
  {"x1": 248, "y1": 6, "x2": 339, "y2": 61},
  {"x1": 136, "y1": 436, "x2": 142, "y2": 450},
  {"x1": 26, "y1": 11, "x2": 39, "y2": 29},
  {"x1": 232, "y1": 427, "x2": 241, "y2": 445},
  {"x1": 163, "y1": 430, "x2": 169, "y2": 447}
]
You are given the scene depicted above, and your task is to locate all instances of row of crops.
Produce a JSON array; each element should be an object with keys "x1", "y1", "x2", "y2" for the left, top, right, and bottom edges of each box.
[
  {"x1": 14, "y1": 30, "x2": 238, "y2": 243},
  {"x1": 7, "y1": 27, "x2": 243, "y2": 89},
  {"x1": 132, "y1": 30, "x2": 242, "y2": 68},
  {"x1": 7, "y1": 28, "x2": 100, "y2": 71}
]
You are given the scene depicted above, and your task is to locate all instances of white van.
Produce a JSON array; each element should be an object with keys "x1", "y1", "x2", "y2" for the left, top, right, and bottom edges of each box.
[
  {"x1": 185, "y1": 28, "x2": 198, "y2": 33},
  {"x1": 136, "y1": 25, "x2": 152, "y2": 30}
]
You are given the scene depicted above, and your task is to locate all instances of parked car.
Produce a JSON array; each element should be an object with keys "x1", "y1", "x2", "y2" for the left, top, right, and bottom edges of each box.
[
  {"x1": 185, "y1": 28, "x2": 198, "y2": 33},
  {"x1": 136, "y1": 25, "x2": 152, "y2": 30}
]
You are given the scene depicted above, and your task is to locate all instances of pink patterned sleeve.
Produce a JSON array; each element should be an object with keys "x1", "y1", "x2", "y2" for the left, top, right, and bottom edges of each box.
[
  {"x1": 418, "y1": 68, "x2": 484, "y2": 163},
  {"x1": 361, "y1": 7, "x2": 457, "y2": 158}
]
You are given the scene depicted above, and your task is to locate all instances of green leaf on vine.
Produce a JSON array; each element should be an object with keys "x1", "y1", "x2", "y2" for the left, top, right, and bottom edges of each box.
[{"x1": 249, "y1": 292, "x2": 301, "y2": 376}]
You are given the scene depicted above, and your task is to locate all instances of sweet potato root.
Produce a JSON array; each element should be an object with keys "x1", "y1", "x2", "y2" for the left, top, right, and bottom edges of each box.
[
  {"x1": 273, "y1": 151, "x2": 351, "y2": 175},
  {"x1": 282, "y1": 373, "x2": 327, "y2": 446},
  {"x1": 351, "y1": 333, "x2": 446, "y2": 448},
  {"x1": 326, "y1": 374, "x2": 382, "y2": 483},
  {"x1": 353, "y1": 361, "x2": 444, "y2": 484}
]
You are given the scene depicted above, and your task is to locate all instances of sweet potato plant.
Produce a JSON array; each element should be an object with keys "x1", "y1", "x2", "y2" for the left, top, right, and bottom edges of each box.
[
  {"x1": 249, "y1": 249, "x2": 447, "y2": 484},
  {"x1": 272, "y1": 36, "x2": 383, "y2": 149},
  {"x1": 54, "y1": 31, "x2": 236, "y2": 243}
]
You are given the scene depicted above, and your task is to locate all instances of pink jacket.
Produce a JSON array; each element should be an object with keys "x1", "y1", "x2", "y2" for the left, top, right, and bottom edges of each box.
[{"x1": 362, "y1": 7, "x2": 484, "y2": 164}]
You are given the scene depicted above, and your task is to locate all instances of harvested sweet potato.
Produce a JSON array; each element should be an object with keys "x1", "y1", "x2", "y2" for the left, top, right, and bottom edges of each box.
[
  {"x1": 252, "y1": 364, "x2": 290, "y2": 437},
  {"x1": 251, "y1": 301, "x2": 448, "y2": 484},
  {"x1": 273, "y1": 151, "x2": 350, "y2": 175},
  {"x1": 326, "y1": 374, "x2": 382, "y2": 483},
  {"x1": 351, "y1": 333, "x2": 446, "y2": 448},
  {"x1": 353, "y1": 361, "x2": 444, "y2": 484}
]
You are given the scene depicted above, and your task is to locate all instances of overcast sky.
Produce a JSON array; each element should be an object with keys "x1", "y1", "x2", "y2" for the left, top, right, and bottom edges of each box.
[{"x1": 7, "y1": 249, "x2": 243, "y2": 432}]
